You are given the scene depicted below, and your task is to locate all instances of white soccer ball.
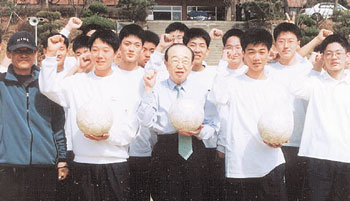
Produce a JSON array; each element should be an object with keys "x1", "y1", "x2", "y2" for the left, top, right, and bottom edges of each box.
[
  {"x1": 169, "y1": 98, "x2": 204, "y2": 131},
  {"x1": 76, "y1": 101, "x2": 113, "y2": 137},
  {"x1": 258, "y1": 106, "x2": 294, "y2": 144}
]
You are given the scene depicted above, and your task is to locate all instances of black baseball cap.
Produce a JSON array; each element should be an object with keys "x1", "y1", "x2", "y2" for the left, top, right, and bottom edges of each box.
[{"x1": 7, "y1": 31, "x2": 37, "y2": 52}]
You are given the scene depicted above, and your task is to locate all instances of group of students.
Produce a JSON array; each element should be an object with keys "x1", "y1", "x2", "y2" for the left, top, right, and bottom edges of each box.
[{"x1": 0, "y1": 17, "x2": 349, "y2": 201}]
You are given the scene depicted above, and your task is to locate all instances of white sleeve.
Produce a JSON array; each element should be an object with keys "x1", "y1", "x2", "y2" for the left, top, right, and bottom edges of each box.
[
  {"x1": 39, "y1": 57, "x2": 72, "y2": 108},
  {"x1": 196, "y1": 93, "x2": 220, "y2": 141},
  {"x1": 107, "y1": 113, "x2": 140, "y2": 146},
  {"x1": 217, "y1": 59, "x2": 228, "y2": 74},
  {"x1": 145, "y1": 50, "x2": 165, "y2": 70},
  {"x1": 216, "y1": 104, "x2": 229, "y2": 153},
  {"x1": 289, "y1": 75, "x2": 314, "y2": 101},
  {"x1": 60, "y1": 28, "x2": 70, "y2": 38}
]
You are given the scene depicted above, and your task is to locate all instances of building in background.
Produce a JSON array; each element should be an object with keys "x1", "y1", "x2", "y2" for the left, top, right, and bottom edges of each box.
[{"x1": 147, "y1": 0, "x2": 226, "y2": 21}]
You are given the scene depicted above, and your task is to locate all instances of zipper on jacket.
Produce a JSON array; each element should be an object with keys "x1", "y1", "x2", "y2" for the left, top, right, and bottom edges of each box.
[{"x1": 26, "y1": 88, "x2": 34, "y2": 165}]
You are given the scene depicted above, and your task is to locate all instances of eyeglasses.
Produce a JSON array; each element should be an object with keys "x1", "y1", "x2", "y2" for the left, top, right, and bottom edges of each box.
[
  {"x1": 12, "y1": 48, "x2": 35, "y2": 55},
  {"x1": 324, "y1": 51, "x2": 346, "y2": 58}
]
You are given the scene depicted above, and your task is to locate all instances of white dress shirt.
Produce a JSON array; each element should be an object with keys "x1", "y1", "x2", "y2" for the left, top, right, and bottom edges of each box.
[
  {"x1": 137, "y1": 78, "x2": 219, "y2": 141},
  {"x1": 40, "y1": 57, "x2": 142, "y2": 164},
  {"x1": 213, "y1": 73, "x2": 289, "y2": 178},
  {"x1": 291, "y1": 71, "x2": 350, "y2": 163}
]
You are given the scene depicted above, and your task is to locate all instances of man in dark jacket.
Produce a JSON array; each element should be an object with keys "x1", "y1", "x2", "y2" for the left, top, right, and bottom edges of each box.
[{"x1": 0, "y1": 31, "x2": 67, "y2": 201}]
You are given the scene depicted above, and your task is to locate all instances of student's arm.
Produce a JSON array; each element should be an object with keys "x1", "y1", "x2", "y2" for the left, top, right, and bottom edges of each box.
[
  {"x1": 59, "y1": 17, "x2": 82, "y2": 38},
  {"x1": 207, "y1": 78, "x2": 230, "y2": 153},
  {"x1": 106, "y1": 110, "x2": 141, "y2": 146},
  {"x1": 145, "y1": 34, "x2": 174, "y2": 71},
  {"x1": 39, "y1": 35, "x2": 73, "y2": 108},
  {"x1": 297, "y1": 29, "x2": 333, "y2": 57},
  {"x1": 209, "y1": 28, "x2": 224, "y2": 40},
  {"x1": 193, "y1": 95, "x2": 220, "y2": 140},
  {"x1": 289, "y1": 75, "x2": 314, "y2": 101}
]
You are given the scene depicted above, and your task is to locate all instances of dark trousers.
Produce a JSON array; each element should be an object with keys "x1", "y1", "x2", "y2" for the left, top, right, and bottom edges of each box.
[
  {"x1": 129, "y1": 156, "x2": 151, "y2": 201},
  {"x1": 224, "y1": 164, "x2": 287, "y2": 201},
  {"x1": 204, "y1": 148, "x2": 225, "y2": 201},
  {"x1": 303, "y1": 158, "x2": 350, "y2": 201},
  {"x1": 72, "y1": 162, "x2": 130, "y2": 201},
  {"x1": 282, "y1": 146, "x2": 307, "y2": 201},
  {"x1": 0, "y1": 166, "x2": 57, "y2": 201},
  {"x1": 151, "y1": 134, "x2": 207, "y2": 201}
]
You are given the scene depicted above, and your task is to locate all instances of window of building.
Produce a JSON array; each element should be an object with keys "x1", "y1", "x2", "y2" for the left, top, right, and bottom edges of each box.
[
  {"x1": 187, "y1": 6, "x2": 225, "y2": 21},
  {"x1": 147, "y1": 6, "x2": 182, "y2": 21}
]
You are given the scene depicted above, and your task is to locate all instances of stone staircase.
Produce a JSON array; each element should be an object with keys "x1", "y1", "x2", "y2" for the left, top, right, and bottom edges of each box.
[{"x1": 146, "y1": 21, "x2": 248, "y2": 65}]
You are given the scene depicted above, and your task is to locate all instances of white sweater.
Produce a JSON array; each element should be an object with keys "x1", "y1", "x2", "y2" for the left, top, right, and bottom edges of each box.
[
  {"x1": 40, "y1": 57, "x2": 141, "y2": 164},
  {"x1": 214, "y1": 73, "x2": 289, "y2": 178}
]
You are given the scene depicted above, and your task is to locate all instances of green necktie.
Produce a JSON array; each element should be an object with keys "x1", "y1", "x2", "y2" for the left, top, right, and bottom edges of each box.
[{"x1": 175, "y1": 84, "x2": 193, "y2": 160}]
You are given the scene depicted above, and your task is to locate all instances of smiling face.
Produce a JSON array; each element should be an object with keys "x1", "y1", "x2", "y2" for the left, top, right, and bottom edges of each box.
[
  {"x1": 224, "y1": 36, "x2": 243, "y2": 67},
  {"x1": 274, "y1": 31, "x2": 299, "y2": 62},
  {"x1": 7, "y1": 47, "x2": 37, "y2": 75},
  {"x1": 187, "y1": 37, "x2": 209, "y2": 67},
  {"x1": 119, "y1": 35, "x2": 143, "y2": 64},
  {"x1": 138, "y1": 41, "x2": 156, "y2": 67},
  {"x1": 322, "y1": 42, "x2": 347, "y2": 73},
  {"x1": 90, "y1": 38, "x2": 116, "y2": 76},
  {"x1": 165, "y1": 45, "x2": 193, "y2": 85},
  {"x1": 243, "y1": 43, "x2": 269, "y2": 74}
]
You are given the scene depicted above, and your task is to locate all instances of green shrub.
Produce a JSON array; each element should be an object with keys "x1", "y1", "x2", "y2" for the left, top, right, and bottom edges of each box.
[
  {"x1": 81, "y1": 9, "x2": 93, "y2": 18},
  {"x1": 36, "y1": 11, "x2": 61, "y2": 21},
  {"x1": 82, "y1": 15, "x2": 116, "y2": 30},
  {"x1": 88, "y1": 1, "x2": 108, "y2": 15},
  {"x1": 296, "y1": 14, "x2": 316, "y2": 27},
  {"x1": 332, "y1": 10, "x2": 350, "y2": 40}
]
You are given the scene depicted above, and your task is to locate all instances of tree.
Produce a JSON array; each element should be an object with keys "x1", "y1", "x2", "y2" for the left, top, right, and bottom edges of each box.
[
  {"x1": 332, "y1": 9, "x2": 350, "y2": 40},
  {"x1": 80, "y1": 1, "x2": 116, "y2": 31},
  {"x1": 116, "y1": 0, "x2": 155, "y2": 22},
  {"x1": 223, "y1": 0, "x2": 237, "y2": 21},
  {"x1": 36, "y1": 11, "x2": 62, "y2": 48},
  {"x1": 241, "y1": 0, "x2": 285, "y2": 21}
]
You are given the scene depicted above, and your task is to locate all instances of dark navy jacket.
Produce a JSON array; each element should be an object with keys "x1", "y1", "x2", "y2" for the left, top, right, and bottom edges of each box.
[{"x1": 0, "y1": 65, "x2": 66, "y2": 166}]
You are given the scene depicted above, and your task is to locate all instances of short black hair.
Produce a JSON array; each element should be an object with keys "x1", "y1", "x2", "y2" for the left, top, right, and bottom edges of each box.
[
  {"x1": 143, "y1": 30, "x2": 159, "y2": 46},
  {"x1": 88, "y1": 29, "x2": 120, "y2": 52},
  {"x1": 273, "y1": 22, "x2": 301, "y2": 41},
  {"x1": 241, "y1": 28, "x2": 273, "y2": 51},
  {"x1": 72, "y1": 34, "x2": 90, "y2": 53},
  {"x1": 222, "y1": 28, "x2": 244, "y2": 46},
  {"x1": 165, "y1": 22, "x2": 189, "y2": 34},
  {"x1": 43, "y1": 33, "x2": 69, "y2": 49},
  {"x1": 183, "y1": 28, "x2": 211, "y2": 47},
  {"x1": 164, "y1": 43, "x2": 194, "y2": 62},
  {"x1": 314, "y1": 44, "x2": 322, "y2": 53},
  {"x1": 119, "y1": 24, "x2": 144, "y2": 44},
  {"x1": 319, "y1": 34, "x2": 349, "y2": 53}
]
